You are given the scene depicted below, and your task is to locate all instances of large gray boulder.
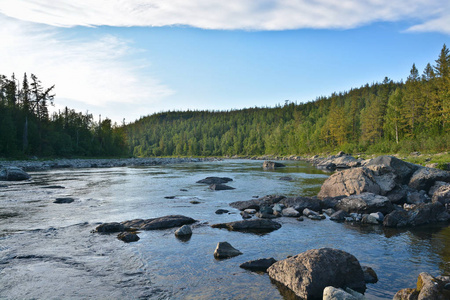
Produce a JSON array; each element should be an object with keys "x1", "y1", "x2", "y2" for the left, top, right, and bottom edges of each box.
[
  {"x1": 318, "y1": 167, "x2": 381, "y2": 198},
  {"x1": 408, "y1": 167, "x2": 450, "y2": 192},
  {"x1": 121, "y1": 215, "x2": 196, "y2": 230},
  {"x1": 366, "y1": 155, "x2": 419, "y2": 184},
  {"x1": 211, "y1": 219, "x2": 282, "y2": 232},
  {"x1": 0, "y1": 167, "x2": 30, "y2": 181},
  {"x1": 267, "y1": 248, "x2": 366, "y2": 299},
  {"x1": 336, "y1": 193, "x2": 394, "y2": 215}
]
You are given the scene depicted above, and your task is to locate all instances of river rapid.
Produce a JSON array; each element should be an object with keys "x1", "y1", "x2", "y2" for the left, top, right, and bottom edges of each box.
[{"x1": 0, "y1": 159, "x2": 449, "y2": 299}]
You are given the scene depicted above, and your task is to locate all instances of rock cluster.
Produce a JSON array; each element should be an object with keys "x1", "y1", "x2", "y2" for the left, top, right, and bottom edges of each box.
[
  {"x1": 317, "y1": 155, "x2": 450, "y2": 227},
  {"x1": 0, "y1": 167, "x2": 30, "y2": 181},
  {"x1": 394, "y1": 272, "x2": 450, "y2": 300}
]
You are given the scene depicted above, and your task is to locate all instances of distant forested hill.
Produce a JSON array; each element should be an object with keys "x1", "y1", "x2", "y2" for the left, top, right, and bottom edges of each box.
[{"x1": 126, "y1": 45, "x2": 450, "y2": 157}]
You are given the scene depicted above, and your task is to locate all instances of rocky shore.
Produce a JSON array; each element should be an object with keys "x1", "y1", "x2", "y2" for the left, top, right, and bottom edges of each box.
[{"x1": 0, "y1": 157, "x2": 219, "y2": 172}]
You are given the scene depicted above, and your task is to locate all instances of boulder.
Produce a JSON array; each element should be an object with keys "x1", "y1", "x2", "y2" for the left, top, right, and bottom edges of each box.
[
  {"x1": 431, "y1": 184, "x2": 450, "y2": 206},
  {"x1": 263, "y1": 161, "x2": 286, "y2": 170},
  {"x1": 303, "y1": 208, "x2": 319, "y2": 217},
  {"x1": 117, "y1": 232, "x2": 140, "y2": 243},
  {"x1": 362, "y1": 266, "x2": 378, "y2": 283},
  {"x1": 361, "y1": 214, "x2": 379, "y2": 225},
  {"x1": 279, "y1": 176, "x2": 293, "y2": 181},
  {"x1": 406, "y1": 190, "x2": 430, "y2": 205},
  {"x1": 330, "y1": 210, "x2": 350, "y2": 221},
  {"x1": 121, "y1": 215, "x2": 196, "y2": 230},
  {"x1": 174, "y1": 225, "x2": 192, "y2": 237},
  {"x1": 209, "y1": 183, "x2": 235, "y2": 190},
  {"x1": 281, "y1": 196, "x2": 321, "y2": 212},
  {"x1": 196, "y1": 177, "x2": 233, "y2": 184},
  {"x1": 0, "y1": 167, "x2": 30, "y2": 181},
  {"x1": 95, "y1": 222, "x2": 125, "y2": 233},
  {"x1": 336, "y1": 193, "x2": 394, "y2": 215},
  {"x1": 267, "y1": 248, "x2": 366, "y2": 299},
  {"x1": 383, "y1": 210, "x2": 409, "y2": 228},
  {"x1": 393, "y1": 272, "x2": 450, "y2": 300},
  {"x1": 213, "y1": 242, "x2": 242, "y2": 259},
  {"x1": 332, "y1": 155, "x2": 361, "y2": 169},
  {"x1": 408, "y1": 167, "x2": 450, "y2": 192},
  {"x1": 215, "y1": 209, "x2": 229, "y2": 214},
  {"x1": 282, "y1": 207, "x2": 300, "y2": 217},
  {"x1": 317, "y1": 167, "x2": 381, "y2": 198},
  {"x1": 239, "y1": 257, "x2": 277, "y2": 272},
  {"x1": 407, "y1": 202, "x2": 449, "y2": 226},
  {"x1": 211, "y1": 219, "x2": 282, "y2": 232},
  {"x1": 323, "y1": 286, "x2": 363, "y2": 300},
  {"x1": 366, "y1": 155, "x2": 419, "y2": 184},
  {"x1": 366, "y1": 164, "x2": 398, "y2": 195},
  {"x1": 230, "y1": 195, "x2": 285, "y2": 211},
  {"x1": 429, "y1": 181, "x2": 449, "y2": 197}
]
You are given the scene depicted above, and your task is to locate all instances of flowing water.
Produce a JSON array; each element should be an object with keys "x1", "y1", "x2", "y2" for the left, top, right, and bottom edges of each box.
[{"x1": 0, "y1": 160, "x2": 449, "y2": 299}]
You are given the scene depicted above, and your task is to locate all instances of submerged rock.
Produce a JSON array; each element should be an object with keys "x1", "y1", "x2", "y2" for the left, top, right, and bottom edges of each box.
[
  {"x1": 213, "y1": 242, "x2": 242, "y2": 259},
  {"x1": 53, "y1": 197, "x2": 75, "y2": 204},
  {"x1": 209, "y1": 183, "x2": 235, "y2": 191},
  {"x1": 240, "y1": 257, "x2": 277, "y2": 272},
  {"x1": 267, "y1": 248, "x2": 366, "y2": 299}
]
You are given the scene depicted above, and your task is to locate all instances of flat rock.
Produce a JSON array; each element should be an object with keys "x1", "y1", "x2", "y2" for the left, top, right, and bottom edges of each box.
[
  {"x1": 53, "y1": 197, "x2": 75, "y2": 204},
  {"x1": 214, "y1": 242, "x2": 242, "y2": 259},
  {"x1": 240, "y1": 257, "x2": 277, "y2": 272},
  {"x1": 211, "y1": 219, "x2": 282, "y2": 232},
  {"x1": 196, "y1": 177, "x2": 233, "y2": 185},
  {"x1": 268, "y1": 248, "x2": 366, "y2": 299},
  {"x1": 282, "y1": 207, "x2": 300, "y2": 217},
  {"x1": 281, "y1": 196, "x2": 321, "y2": 212},
  {"x1": 230, "y1": 195, "x2": 286, "y2": 211},
  {"x1": 121, "y1": 215, "x2": 196, "y2": 230}
]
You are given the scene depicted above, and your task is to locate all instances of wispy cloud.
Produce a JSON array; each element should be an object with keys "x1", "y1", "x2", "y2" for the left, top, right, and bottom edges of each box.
[
  {"x1": 0, "y1": 0, "x2": 449, "y2": 33},
  {"x1": 0, "y1": 14, "x2": 173, "y2": 122}
]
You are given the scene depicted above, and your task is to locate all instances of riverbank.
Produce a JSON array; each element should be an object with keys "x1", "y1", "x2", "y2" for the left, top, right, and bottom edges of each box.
[{"x1": 0, "y1": 157, "x2": 220, "y2": 172}]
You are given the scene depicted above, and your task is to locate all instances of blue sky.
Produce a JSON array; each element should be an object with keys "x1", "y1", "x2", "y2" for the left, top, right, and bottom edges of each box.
[{"x1": 1, "y1": 1, "x2": 449, "y2": 123}]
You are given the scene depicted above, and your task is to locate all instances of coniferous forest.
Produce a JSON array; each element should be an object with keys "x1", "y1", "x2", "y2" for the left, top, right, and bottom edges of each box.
[
  {"x1": 1, "y1": 45, "x2": 449, "y2": 158},
  {"x1": 0, "y1": 73, "x2": 126, "y2": 157}
]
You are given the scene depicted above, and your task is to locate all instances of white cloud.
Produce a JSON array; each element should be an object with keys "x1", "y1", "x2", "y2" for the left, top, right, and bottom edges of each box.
[
  {"x1": 0, "y1": 0, "x2": 449, "y2": 33},
  {"x1": 0, "y1": 14, "x2": 173, "y2": 122}
]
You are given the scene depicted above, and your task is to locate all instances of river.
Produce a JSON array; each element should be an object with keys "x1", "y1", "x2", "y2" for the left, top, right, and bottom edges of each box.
[{"x1": 0, "y1": 159, "x2": 449, "y2": 299}]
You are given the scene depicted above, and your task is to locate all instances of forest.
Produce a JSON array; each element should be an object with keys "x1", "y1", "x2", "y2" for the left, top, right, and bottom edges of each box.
[
  {"x1": 126, "y1": 44, "x2": 450, "y2": 157},
  {"x1": 0, "y1": 73, "x2": 126, "y2": 158},
  {"x1": 1, "y1": 44, "x2": 449, "y2": 159}
]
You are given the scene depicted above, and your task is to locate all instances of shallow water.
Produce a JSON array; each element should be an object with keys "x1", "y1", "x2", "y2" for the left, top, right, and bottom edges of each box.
[{"x1": 0, "y1": 160, "x2": 449, "y2": 299}]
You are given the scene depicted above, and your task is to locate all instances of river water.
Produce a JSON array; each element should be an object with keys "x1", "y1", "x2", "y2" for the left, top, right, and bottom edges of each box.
[{"x1": 0, "y1": 160, "x2": 449, "y2": 299}]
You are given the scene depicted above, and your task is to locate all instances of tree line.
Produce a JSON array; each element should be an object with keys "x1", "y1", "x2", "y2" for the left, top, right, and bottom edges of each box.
[
  {"x1": 0, "y1": 73, "x2": 126, "y2": 158},
  {"x1": 126, "y1": 44, "x2": 450, "y2": 157}
]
